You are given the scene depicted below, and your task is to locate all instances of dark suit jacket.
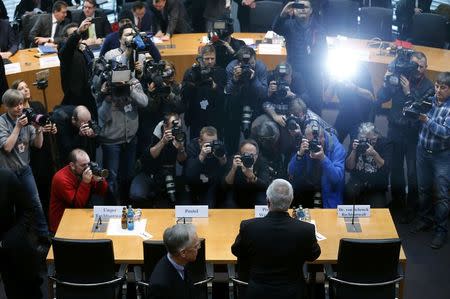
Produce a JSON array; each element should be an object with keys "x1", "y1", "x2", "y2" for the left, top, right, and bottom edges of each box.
[
  {"x1": 0, "y1": 57, "x2": 7, "y2": 96},
  {"x1": 149, "y1": 0, "x2": 192, "y2": 35},
  {"x1": 0, "y1": 20, "x2": 18, "y2": 55},
  {"x1": 75, "y1": 10, "x2": 112, "y2": 39},
  {"x1": 29, "y1": 13, "x2": 68, "y2": 46},
  {"x1": 231, "y1": 211, "x2": 321, "y2": 299},
  {"x1": 148, "y1": 255, "x2": 196, "y2": 299},
  {"x1": 120, "y1": 9, "x2": 154, "y2": 32}
]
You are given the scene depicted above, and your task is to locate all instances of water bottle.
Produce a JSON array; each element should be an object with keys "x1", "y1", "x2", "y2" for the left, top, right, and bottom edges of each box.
[
  {"x1": 121, "y1": 207, "x2": 127, "y2": 229},
  {"x1": 127, "y1": 205, "x2": 134, "y2": 231},
  {"x1": 304, "y1": 208, "x2": 311, "y2": 222},
  {"x1": 297, "y1": 205, "x2": 305, "y2": 221}
]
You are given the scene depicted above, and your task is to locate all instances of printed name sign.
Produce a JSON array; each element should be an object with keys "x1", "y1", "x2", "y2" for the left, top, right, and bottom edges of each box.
[
  {"x1": 93, "y1": 206, "x2": 126, "y2": 219},
  {"x1": 255, "y1": 205, "x2": 269, "y2": 218},
  {"x1": 175, "y1": 205, "x2": 209, "y2": 218},
  {"x1": 337, "y1": 205, "x2": 371, "y2": 218}
]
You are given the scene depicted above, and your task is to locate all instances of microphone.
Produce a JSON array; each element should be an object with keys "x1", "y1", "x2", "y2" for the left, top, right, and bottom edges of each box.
[
  {"x1": 95, "y1": 215, "x2": 102, "y2": 230},
  {"x1": 346, "y1": 182, "x2": 362, "y2": 232}
]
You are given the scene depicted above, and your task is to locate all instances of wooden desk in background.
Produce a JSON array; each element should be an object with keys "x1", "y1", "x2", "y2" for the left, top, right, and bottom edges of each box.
[{"x1": 6, "y1": 33, "x2": 450, "y2": 111}]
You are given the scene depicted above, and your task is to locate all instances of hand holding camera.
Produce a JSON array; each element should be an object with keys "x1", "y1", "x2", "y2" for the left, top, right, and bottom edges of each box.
[
  {"x1": 310, "y1": 144, "x2": 324, "y2": 160},
  {"x1": 79, "y1": 122, "x2": 94, "y2": 137},
  {"x1": 232, "y1": 155, "x2": 243, "y2": 170},
  {"x1": 162, "y1": 129, "x2": 174, "y2": 145},
  {"x1": 297, "y1": 138, "x2": 309, "y2": 157},
  {"x1": 400, "y1": 75, "x2": 411, "y2": 95},
  {"x1": 77, "y1": 18, "x2": 92, "y2": 34},
  {"x1": 281, "y1": 2, "x2": 296, "y2": 17},
  {"x1": 273, "y1": 114, "x2": 286, "y2": 127},
  {"x1": 42, "y1": 122, "x2": 57, "y2": 134},
  {"x1": 16, "y1": 114, "x2": 29, "y2": 129},
  {"x1": 268, "y1": 81, "x2": 277, "y2": 97},
  {"x1": 199, "y1": 142, "x2": 213, "y2": 161},
  {"x1": 82, "y1": 167, "x2": 93, "y2": 184}
]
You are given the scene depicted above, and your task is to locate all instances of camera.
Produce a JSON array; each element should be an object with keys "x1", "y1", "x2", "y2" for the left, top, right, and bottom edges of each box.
[
  {"x1": 384, "y1": 49, "x2": 418, "y2": 88},
  {"x1": 403, "y1": 89, "x2": 435, "y2": 119},
  {"x1": 208, "y1": 18, "x2": 234, "y2": 42},
  {"x1": 241, "y1": 153, "x2": 255, "y2": 168},
  {"x1": 191, "y1": 63, "x2": 214, "y2": 87},
  {"x1": 171, "y1": 120, "x2": 186, "y2": 143},
  {"x1": 292, "y1": 1, "x2": 306, "y2": 9},
  {"x1": 23, "y1": 108, "x2": 52, "y2": 127},
  {"x1": 241, "y1": 105, "x2": 253, "y2": 138},
  {"x1": 143, "y1": 60, "x2": 173, "y2": 97},
  {"x1": 239, "y1": 53, "x2": 253, "y2": 83},
  {"x1": 273, "y1": 64, "x2": 290, "y2": 98},
  {"x1": 88, "y1": 162, "x2": 109, "y2": 178},
  {"x1": 356, "y1": 138, "x2": 369, "y2": 155},
  {"x1": 87, "y1": 120, "x2": 100, "y2": 136},
  {"x1": 308, "y1": 123, "x2": 321, "y2": 153},
  {"x1": 207, "y1": 140, "x2": 226, "y2": 158}
]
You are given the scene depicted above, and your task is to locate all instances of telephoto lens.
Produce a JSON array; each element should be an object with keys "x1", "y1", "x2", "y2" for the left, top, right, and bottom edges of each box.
[
  {"x1": 241, "y1": 153, "x2": 254, "y2": 168},
  {"x1": 165, "y1": 174, "x2": 176, "y2": 203}
]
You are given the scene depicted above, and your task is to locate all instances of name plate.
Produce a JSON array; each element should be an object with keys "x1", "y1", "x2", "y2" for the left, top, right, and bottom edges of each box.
[
  {"x1": 175, "y1": 205, "x2": 208, "y2": 218},
  {"x1": 39, "y1": 55, "x2": 60, "y2": 67},
  {"x1": 254, "y1": 205, "x2": 269, "y2": 218},
  {"x1": 94, "y1": 206, "x2": 126, "y2": 220},
  {"x1": 337, "y1": 205, "x2": 371, "y2": 218},
  {"x1": 4, "y1": 63, "x2": 21, "y2": 75}
]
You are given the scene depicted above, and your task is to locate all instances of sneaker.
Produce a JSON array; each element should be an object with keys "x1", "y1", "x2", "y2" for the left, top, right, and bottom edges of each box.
[
  {"x1": 409, "y1": 220, "x2": 433, "y2": 234},
  {"x1": 430, "y1": 232, "x2": 447, "y2": 249}
]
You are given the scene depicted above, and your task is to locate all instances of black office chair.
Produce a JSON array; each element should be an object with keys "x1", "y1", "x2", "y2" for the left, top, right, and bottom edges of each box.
[
  {"x1": 21, "y1": 12, "x2": 42, "y2": 48},
  {"x1": 325, "y1": 238, "x2": 403, "y2": 299},
  {"x1": 228, "y1": 258, "x2": 250, "y2": 299},
  {"x1": 359, "y1": 7, "x2": 393, "y2": 41},
  {"x1": 409, "y1": 13, "x2": 448, "y2": 49},
  {"x1": 187, "y1": 238, "x2": 214, "y2": 299},
  {"x1": 248, "y1": 1, "x2": 283, "y2": 33},
  {"x1": 49, "y1": 238, "x2": 127, "y2": 299},
  {"x1": 322, "y1": 0, "x2": 360, "y2": 37}
]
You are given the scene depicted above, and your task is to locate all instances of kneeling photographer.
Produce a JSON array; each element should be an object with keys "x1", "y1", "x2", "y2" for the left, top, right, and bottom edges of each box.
[
  {"x1": 130, "y1": 113, "x2": 187, "y2": 207},
  {"x1": 182, "y1": 44, "x2": 227, "y2": 138},
  {"x1": 345, "y1": 123, "x2": 392, "y2": 208},
  {"x1": 185, "y1": 126, "x2": 228, "y2": 207},
  {"x1": 288, "y1": 121, "x2": 346, "y2": 208},
  {"x1": 223, "y1": 139, "x2": 270, "y2": 208},
  {"x1": 377, "y1": 50, "x2": 434, "y2": 219}
]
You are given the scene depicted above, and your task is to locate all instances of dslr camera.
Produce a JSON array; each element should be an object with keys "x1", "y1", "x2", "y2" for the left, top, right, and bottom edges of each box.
[
  {"x1": 191, "y1": 61, "x2": 214, "y2": 88},
  {"x1": 274, "y1": 66, "x2": 290, "y2": 99},
  {"x1": 384, "y1": 49, "x2": 418, "y2": 88},
  {"x1": 143, "y1": 60, "x2": 173, "y2": 97},
  {"x1": 239, "y1": 53, "x2": 253, "y2": 83},
  {"x1": 171, "y1": 120, "x2": 186, "y2": 143},
  {"x1": 403, "y1": 89, "x2": 434, "y2": 119},
  {"x1": 307, "y1": 123, "x2": 321, "y2": 154},
  {"x1": 207, "y1": 140, "x2": 226, "y2": 158},
  {"x1": 356, "y1": 138, "x2": 370, "y2": 155},
  {"x1": 23, "y1": 108, "x2": 52, "y2": 127},
  {"x1": 240, "y1": 153, "x2": 255, "y2": 168},
  {"x1": 286, "y1": 115, "x2": 302, "y2": 131},
  {"x1": 88, "y1": 162, "x2": 109, "y2": 178}
]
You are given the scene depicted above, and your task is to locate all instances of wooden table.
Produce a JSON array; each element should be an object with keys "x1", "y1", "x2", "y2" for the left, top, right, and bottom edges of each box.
[{"x1": 7, "y1": 33, "x2": 450, "y2": 111}]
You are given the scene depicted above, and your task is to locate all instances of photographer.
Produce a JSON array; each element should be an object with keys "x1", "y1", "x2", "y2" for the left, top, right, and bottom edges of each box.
[
  {"x1": 411, "y1": 72, "x2": 450, "y2": 249},
  {"x1": 223, "y1": 139, "x2": 270, "y2": 208},
  {"x1": 377, "y1": 51, "x2": 434, "y2": 222},
  {"x1": 49, "y1": 148, "x2": 108, "y2": 233},
  {"x1": 288, "y1": 121, "x2": 346, "y2": 208},
  {"x1": 225, "y1": 46, "x2": 268, "y2": 153},
  {"x1": 0, "y1": 89, "x2": 49, "y2": 241},
  {"x1": 182, "y1": 44, "x2": 227, "y2": 138},
  {"x1": 130, "y1": 113, "x2": 186, "y2": 207},
  {"x1": 345, "y1": 123, "x2": 392, "y2": 208},
  {"x1": 185, "y1": 126, "x2": 227, "y2": 207},
  {"x1": 208, "y1": 17, "x2": 246, "y2": 69},
  {"x1": 273, "y1": 0, "x2": 328, "y2": 115},
  {"x1": 51, "y1": 105, "x2": 97, "y2": 165}
]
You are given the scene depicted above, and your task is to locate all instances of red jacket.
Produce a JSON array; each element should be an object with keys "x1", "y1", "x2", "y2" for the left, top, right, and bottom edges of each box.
[{"x1": 49, "y1": 165, "x2": 108, "y2": 233}]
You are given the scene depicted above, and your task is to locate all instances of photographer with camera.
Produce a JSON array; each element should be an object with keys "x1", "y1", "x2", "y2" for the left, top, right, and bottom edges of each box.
[
  {"x1": 208, "y1": 17, "x2": 246, "y2": 69},
  {"x1": 130, "y1": 113, "x2": 187, "y2": 207},
  {"x1": 411, "y1": 72, "x2": 450, "y2": 249},
  {"x1": 185, "y1": 126, "x2": 227, "y2": 207},
  {"x1": 345, "y1": 122, "x2": 392, "y2": 208},
  {"x1": 377, "y1": 51, "x2": 434, "y2": 222},
  {"x1": 182, "y1": 44, "x2": 227, "y2": 138},
  {"x1": 49, "y1": 148, "x2": 108, "y2": 233},
  {"x1": 223, "y1": 139, "x2": 270, "y2": 208},
  {"x1": 288, "y1": 120, "x2": 345, "y2": 208},
  {"x1": 0, "y1": 89, "x2": 49, "y2": 242},
  {"x1": 273, "y1": 0, "x2": 328, "y2": 115},
  {"x1": 225, "y1": 46, "x2": 268, "y2": 153}
]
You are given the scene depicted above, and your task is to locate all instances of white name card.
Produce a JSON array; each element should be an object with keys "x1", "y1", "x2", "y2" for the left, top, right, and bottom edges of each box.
[
  {"x1": 258, "y1": 43, "x2": 282, "y2": 55},
  {"x1": 337, "y1": 205, "x2": 371, "y2": 218},
  {"x1": 254, "y1": 205, "x2": 269, "y2": 218},
  {"x1": 39, "y1": 55, "x2": 60, "y2": 67},
  {"x1": 175, "y1": 205, "x2": 209, "y2": 218},
  {"x1": 94, "y1": 206, "x2": 126, "y2": 219},
  {"x1": 4, "y1": 63, "x2": 21, "y2": 75}
]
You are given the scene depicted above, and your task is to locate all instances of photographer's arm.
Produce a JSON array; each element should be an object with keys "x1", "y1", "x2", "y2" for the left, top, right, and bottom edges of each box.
[
  {"x1": 322, "y1": 139, "x2": 346, "y2": 185},
  {"x1": 1, "y1": 125, "x2": 21, "y2": 153},
  {"x1": 345, "y1": 150, "x2": 357, "y2": 171},
  {"x1": 55, "y1": 174, "x2": 92, "y2": 208},
  {"x1": 32, "y1": 127, "x2": 44, "y2": 149},
  {"x1": 129, "y1": 79, "x2": 149, "y2": 108},
  {"x1": 149, "y1": 136, "x2": 166, "y2": 159},
  {"x1": 422, "y1": 115, "x2": 450, "y2": 139}
]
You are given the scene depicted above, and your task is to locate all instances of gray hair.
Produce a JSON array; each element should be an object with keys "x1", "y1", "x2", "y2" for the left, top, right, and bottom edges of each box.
[
  {"x1": 357, "y1": 122, "x2": 377, "y2": 139},
  {"x1": 266, "y1": 179, "x2": 293, "y2": 211},
  {"x1": 163, "y1": 224, "x2": 197, "y2": 255},
  {"x1": 304, "y1": 121, "x2": 324, "y2": 137},
  {"x1": 2, "y1": 89, "x2": 24, "y2": 108}
]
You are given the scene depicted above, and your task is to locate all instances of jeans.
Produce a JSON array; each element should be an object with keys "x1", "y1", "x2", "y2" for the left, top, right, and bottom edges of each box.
[
  {"x1": 416, "y1": 146, "x2": 450, "y2": 233},
  {"x1": 15, "y1": 165, "x2": 48, "y2": 237},
  {"x1": 102, "y1": 138, "x2": 137, "y2": 204}
]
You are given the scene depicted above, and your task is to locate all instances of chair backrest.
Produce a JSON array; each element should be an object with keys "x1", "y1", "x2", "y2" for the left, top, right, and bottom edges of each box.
[
  {"x1": 322, "y1": 0, "x2": 360, "y2": 37},
  {"x1": 360, "y1": 0, "x2": 392, "y2": 8},
  {"x1": 186, "y1": 238, "x2": 207, "y2": 283},
  {"x1": 52, "y1": 238, "x2": 118, "y2": 299},
  {"x1": 359, "y1": 7, "x2": 393, "y2": 41},
  {"x1": 410, "y1": 13, "x2": 448, "y2": 48},
  {"x1": 248, "y1": 1, "x2": 283, "y2": 33},
  {"x1": 21, "y1": 13, "x2": 42, "y2": 48},
  {"x1": 143, "y1": 240, "x2": 167, "y2": 280},
  {"x1": 334, "y1": 238, "x2": 402, "y2": 299}
]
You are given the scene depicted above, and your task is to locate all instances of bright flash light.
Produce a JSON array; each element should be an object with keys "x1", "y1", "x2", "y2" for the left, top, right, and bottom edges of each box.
[{"x1": 327, "y1": 48, "x2": 359, "y2": 81}]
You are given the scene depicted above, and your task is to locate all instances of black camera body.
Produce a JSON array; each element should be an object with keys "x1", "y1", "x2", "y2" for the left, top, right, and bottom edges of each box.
[
  {"x1": 207, "y1": 140, "x2": 226, "y2": 158},
  {"x1": 23, "y1": 108, "x2": 52, "y2": 127},
  {"x1": 239, "y1": 53, "x2": 253, "y2": 83},
  {"x1": 307, "y1": 123, "x2": 321, "y2": 153},
  {"x1": 191, "y1": 63, "x2": 214, "y2": 87},
  {"x1": 88, "y1": 162, "x2": 109, "y2": 178},
  {"x1": 356, "y1": 138, "x2": 370, "y2": 155},
  {"x1": 87, "y1": 120, "x2": 100, "y2": 136},
  {"x1": 384, "y1": 49, "x2": 418, "y2": 88},
  {"x1": 286, "y1": 115, "x2": 302, "y2": 131},
  {"x1": 241, "y1": 153, "x2": 255, "y2": 168},
  {"x1": 143, "y1": 60, "x2": 172, "y2": 97},
  {"x1": 403, "y1": 89, "x2": 434, "y2": 119},
  {"x1": 171, "y1": 120, "x2": 186, "y2": 143}
]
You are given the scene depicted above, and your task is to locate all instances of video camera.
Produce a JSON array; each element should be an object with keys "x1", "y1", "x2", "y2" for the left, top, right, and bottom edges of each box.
[
  {"x1": 23, "y1": 108, "x2": 53, "y2": 127},
  {"x1": 403, "y1": 88, "x2": 435, "y2": 119},
  {"x1": 92, "y1": 58, "x2": 131, "y2": 98},
  {"x1": 88, "y1": 162, "x2": 109, "y2": 178},
  {"x1": 171, "y1": 120, "x2": 186, "y2": 143},
  {"x1": 125, "y1": 31, "x2": 154, "y2": 52},
  {"x1": 208, "y1": 18, "x2": 234, "y2": 43},
  {"x1": 207, "y1": 140, "x2": 226, "y2": 158},
  {"x1": 240, "y1": 153, "x2": 255, "y2": 168},
  {"x1": 143, "y1": 60, "x2": 173, "y2": 97},
  {"x1": 384, "y1": 49, "x2": 418, "y2": 87}
]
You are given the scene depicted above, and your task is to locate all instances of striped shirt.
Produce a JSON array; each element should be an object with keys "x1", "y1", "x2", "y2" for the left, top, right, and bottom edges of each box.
[{"x1": 418, "y1": 96, "x2": 450, "y2": 151}]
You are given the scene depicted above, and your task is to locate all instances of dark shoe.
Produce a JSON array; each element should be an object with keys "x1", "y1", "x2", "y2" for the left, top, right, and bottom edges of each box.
[
  {"x1": 410, "y1": 220, "x2": 433, "y2": 234},
  {"x1": 430, "y1": 232, "x2": 447, "y2": 249}
]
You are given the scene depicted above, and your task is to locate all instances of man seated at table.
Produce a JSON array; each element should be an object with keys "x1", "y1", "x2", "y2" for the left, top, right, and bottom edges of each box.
[
  {"x1": 148, "y1": 223, "x2": 199, "y2": 299},
  {"x1": 150, "y1": 0, "x2": 192, "y2": 41},
  {"x1": 0, "y1": 19, "x2": 18, "y2": 60},
  {"x1": 29, "y1": 0, "x2": 69, "y2": 47},
  {"x1": 49, "y1": 148, "x2": 108, "y2": 234},
  {"x1": 120, "y1": 1, "x2": 154, "y2": 33},
  {"x1": 231, "y1": 179, "x2": 321, "y2": 299},
  {"x1": 73, "y1": 0, "x2": 112, "y2": 47}
]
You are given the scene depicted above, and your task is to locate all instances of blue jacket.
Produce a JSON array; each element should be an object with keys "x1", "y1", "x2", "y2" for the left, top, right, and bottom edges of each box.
[{"x1": 288, "y1": 133, "x2": 346, "y2": 208}]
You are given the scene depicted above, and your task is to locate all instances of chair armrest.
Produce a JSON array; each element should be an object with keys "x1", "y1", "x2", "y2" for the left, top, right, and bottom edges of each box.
[
  {"x1": 230, "y1": 278, "x2": 248, "y2": 286},
  {"x1": 193, "y1": 277, "x2": 214, "y2": 286},
  {"x1": 328, "y1": 276, "x2": 404, "y2": 287},
  {"x1": 48, "y1": 276, "x2": 125, "y2": 287},
  {"x1": 133, "y1": 265, "x2": 149, "y2": 287}
]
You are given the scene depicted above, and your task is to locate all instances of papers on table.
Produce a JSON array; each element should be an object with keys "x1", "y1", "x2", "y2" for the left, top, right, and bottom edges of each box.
[
  {"x1": 39, "y1": 56, "x2": 60, "y2": 68},
  {"x1": 4, "y1": 63, "x2": 21, "y2": 75},
  {"x1": 151, "y1": 36, "x2": 163, "y2": 44},
  {"x1": 106, "y1": 218, "x2": 152, "y2": 240},
  {"x1": 258, "y1": 43, "x2": 282, "y2": 55},
  {"x1": 38, "y1": 45, "x2": 58, "y2": 54},
  {"x1": 240, "y1": 38, "x2": 255, "y2": 46}
]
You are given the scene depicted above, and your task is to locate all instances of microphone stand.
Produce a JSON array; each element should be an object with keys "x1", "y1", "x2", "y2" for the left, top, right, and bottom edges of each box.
[{"x1": 345, "y1": 183, "x2": 362, "y2": 233}]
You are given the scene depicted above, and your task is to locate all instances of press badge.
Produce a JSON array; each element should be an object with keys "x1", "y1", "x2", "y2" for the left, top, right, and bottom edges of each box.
[
  {"x1": 17, "y1": 143, "x2": 25, "y2": 153},
  {"x1": 200, "y1": 174, "x2": 209, "y2": 183},
  {"x1": 124, "y1": 104, "x2": 133, "y2": 113},
  {"x1": 200, "y1": 99, "x2": 209, "y2": 110}
]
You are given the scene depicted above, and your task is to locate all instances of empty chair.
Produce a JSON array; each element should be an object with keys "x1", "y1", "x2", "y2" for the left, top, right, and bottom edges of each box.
[
  {"x1": 325, "y1": 238, "x2": 403, "y2": 299},
  {"x1": 409, "y1": 13, "x2": 448, "y2": 48},
  {"x1": 248, "y1": 1, "x2": 283, "y2": 33},
  {"x1": 49, "y1": 238, "x2": 127, "y2": 299},
  {"x1": 359, "y1": 7, "x2": 393, "y2": 41},
  {"x1": 361, "y1": 0, "x2": 392, "y2": 8},
  {"x1": 322, "y1": 0, "x2": 360, "y2": 37}
]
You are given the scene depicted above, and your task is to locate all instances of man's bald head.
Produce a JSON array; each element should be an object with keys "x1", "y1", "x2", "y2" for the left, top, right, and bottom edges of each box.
[{"x1": 72, "y1": 105, "x2": 92, "y2": 127}]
